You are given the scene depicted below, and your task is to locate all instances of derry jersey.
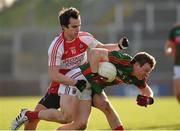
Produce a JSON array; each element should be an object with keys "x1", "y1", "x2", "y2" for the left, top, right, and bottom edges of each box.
[{"x1": 48, "y1": 31, "x2": 99, "y2": 93}]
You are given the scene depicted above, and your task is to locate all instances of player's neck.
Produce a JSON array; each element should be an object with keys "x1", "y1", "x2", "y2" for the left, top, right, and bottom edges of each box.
[{"x1": 63, "y1": 32, "x2": 76, "y2": 42}]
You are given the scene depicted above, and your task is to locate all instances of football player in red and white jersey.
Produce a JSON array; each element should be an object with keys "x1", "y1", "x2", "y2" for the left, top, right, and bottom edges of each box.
[{"x1": 11, "y1": 7, "x2": 128, "y2": 130}]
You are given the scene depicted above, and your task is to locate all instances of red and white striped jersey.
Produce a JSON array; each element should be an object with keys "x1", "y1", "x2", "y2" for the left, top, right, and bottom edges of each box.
[
  {"x1": 48, "y1": 31, "x2": 99, "y2": 69},
  {"x1": 48, "y1": 31, "x2": 99, "y2": 93}
]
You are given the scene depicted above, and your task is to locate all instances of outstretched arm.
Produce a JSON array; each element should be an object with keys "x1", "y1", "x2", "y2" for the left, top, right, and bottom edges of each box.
[
  {"x1": 88, "y1": 37, "x2": 129, "y2": 73},
  {"x1": 96, "y1": 37, "x2": 129, "y2": 51}
]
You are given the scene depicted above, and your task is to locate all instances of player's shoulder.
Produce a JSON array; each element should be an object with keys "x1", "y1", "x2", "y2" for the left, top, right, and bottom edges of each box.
[
  {"x1": 49, "y1": 33, "x2": 64, "y2": 50},
  {"x1": 111, "y1": 51, "x2": 132, "y2": 60},
  {"x1": 79, "y1": 31, "x2": 93, "y2": 38},
  {"x1": 54, "y1": 32, "x2": 63, "y2": 40},
  {"x1": 51, "y1": 33, "x2": 64, "y2": 44}
]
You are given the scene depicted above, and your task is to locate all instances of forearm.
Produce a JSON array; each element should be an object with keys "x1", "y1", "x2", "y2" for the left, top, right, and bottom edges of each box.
[
  {"x1": 139, "y1": 86, "x2": 153, "y2": 97},
  {"x1": 97, "y1": 43, "x2": 120, "y2": 51},
  {"x1": 96, "y1": 37, "x2": 129, "y2": 51},
  {"x1": 136, "y1": 86, "x2": 154, "y2": 107},
  {"x1": 48, "y1": 67, "x2": 77, "y2": 86}
]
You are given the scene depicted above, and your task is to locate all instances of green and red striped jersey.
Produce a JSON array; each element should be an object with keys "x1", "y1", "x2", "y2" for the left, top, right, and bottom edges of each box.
[
  {"x1": 169, "y1": 25, "x2": 180, "y2": 65},
  {"x1": 79, "y1": 51, "x2": 146, "y2": 93}
]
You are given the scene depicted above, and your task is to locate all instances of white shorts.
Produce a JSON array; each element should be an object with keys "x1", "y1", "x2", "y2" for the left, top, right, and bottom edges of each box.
[
  {"x1": 58, "y1": 68, "x2": 92, "y2": 100},
  {"x1": 174, "y1": 66, "x2": 180, "y2": 79}
]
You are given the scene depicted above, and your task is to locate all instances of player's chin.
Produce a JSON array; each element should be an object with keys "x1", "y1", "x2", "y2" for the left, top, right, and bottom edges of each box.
[
  {"x1": 74, "y1": 33, "x2": 79, "y2": 37},
  {"x1": 138, "y1": 76, "x2": 144, "y2": 80}
]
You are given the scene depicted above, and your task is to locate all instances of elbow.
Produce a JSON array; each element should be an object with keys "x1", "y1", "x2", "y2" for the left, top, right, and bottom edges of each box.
[
  {"x1": 89, "y1": 49, "x2": 101, "y2": 61},
  {"x1": 90, "y1": 49, "x2": 100, "y2": 56},
  {"x1": 51, "y1": 76, "x2": 59, "y2": 82},
  {"x1": 48, "y1": 71, "x2": 59, "y2": 82}
]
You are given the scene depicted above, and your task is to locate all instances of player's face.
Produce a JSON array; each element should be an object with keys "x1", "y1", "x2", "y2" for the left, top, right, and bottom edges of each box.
[
  {"x1": 64, "y1": 17, "x2": 81, "y2": 41},
  {"x1": 134, "y1": 63, "x2": 152, "y2": 80}
]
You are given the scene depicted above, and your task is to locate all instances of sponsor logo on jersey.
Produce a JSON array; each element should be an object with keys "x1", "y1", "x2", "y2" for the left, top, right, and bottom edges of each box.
[{"x1": 61, "y1": 53, "x2": 86, "y2": 68}]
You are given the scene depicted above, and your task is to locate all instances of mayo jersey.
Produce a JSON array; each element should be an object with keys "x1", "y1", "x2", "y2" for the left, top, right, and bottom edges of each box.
[
  {"x1": 168, "y1": 25, "x2": 180, "y2": 65},
  {"x1": 80, "y1": 51, "x2": 147, "y2": 94},
  {"x1": 48, "y1": 31, "x2": 99, "y2": 93},
  {"x1": 108, "y1": 51, "x2": 146, "y2": 89}
]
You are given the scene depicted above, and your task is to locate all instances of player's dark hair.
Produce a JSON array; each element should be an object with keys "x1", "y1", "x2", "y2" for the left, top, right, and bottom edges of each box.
[
  {"x1": 131, "y1": 52, "x2": 156, "y2": 69},
  {"x1": 58, "y1": 7, "x2": 80, "y2": 29}
]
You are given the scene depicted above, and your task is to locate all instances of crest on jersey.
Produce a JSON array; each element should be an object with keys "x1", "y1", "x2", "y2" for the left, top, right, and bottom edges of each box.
[
  {"x1": 72, "y1": 88, "x2": 77, "y2": 94},
  {"x1": 70, "y1": 47, "x2": 76, "y2": 54},
  {"x1": 79, "y1": 43, "x2": 84, "y2": 48}
]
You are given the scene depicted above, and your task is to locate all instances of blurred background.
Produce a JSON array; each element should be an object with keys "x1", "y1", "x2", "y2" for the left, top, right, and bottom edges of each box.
[{"x1": 0, "y1": 0, "x2": 179, "y2": 96}]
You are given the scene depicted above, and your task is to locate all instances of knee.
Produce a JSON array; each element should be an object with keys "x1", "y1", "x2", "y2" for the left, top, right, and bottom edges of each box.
[
  {"x1": 57, "y1": 112, "x2": 73, "y2": 124},
  {"x1": 75, "y1": 121, "x2": 88, "y2": 130},
  {"x1": 58, "y1": 115, "x2": 73, "y2": 124},
  {"x1": 95, "y1": 100, "x2": 112, "y2": 113}
]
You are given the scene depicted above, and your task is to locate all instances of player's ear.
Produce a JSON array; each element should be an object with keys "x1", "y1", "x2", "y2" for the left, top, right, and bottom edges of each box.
[
  {"x1": 61, "y1": 25, "x2": 65, "y2": 30},
  {"x1": 134, "y1": 62, "x2": 139, "y2": 67},
  {"x1": 61, "y1": 25, "x2": 67, "y2": 30},
  {"x1": 134, "y1": 62, "x2": 141, "y2": 70}
]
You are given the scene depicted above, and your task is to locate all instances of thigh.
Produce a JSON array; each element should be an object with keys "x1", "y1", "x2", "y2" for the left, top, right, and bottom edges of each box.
[
  {"x1": 60, "y1": 95, "x2": 79, "y2": 118},
  {"x1": 38, "y1": 92, "x2": 60, "y2": 109}
]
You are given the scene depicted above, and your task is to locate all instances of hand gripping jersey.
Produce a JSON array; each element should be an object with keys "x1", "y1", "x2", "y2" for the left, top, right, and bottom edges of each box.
[
  {"x1": 48, "y1": 31, "x2": 99, "y2": 93},
  {"x1": 80, "y1": 51, "x2": 147, "y2": 94}
]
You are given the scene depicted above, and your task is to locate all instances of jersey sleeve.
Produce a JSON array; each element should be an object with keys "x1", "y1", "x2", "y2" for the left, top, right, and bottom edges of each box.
[
  {"x1": 48, "y1": 37, "x2": 64, "y2": 66},
  {"x1": 108, "y1": 51, "x2": 132, "y2": 66},
  {"x1": 109, "y1": 51, "x2": 132, "y2": 61},
  {"x1": 79, "y1": 32, "x2": 100, "y2": 48}
]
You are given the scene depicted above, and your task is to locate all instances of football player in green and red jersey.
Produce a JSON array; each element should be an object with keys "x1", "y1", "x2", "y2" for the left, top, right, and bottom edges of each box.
[
  {"x1": 11, "y1": 48, "x2": 156, "y2": 130},
  {"x1": 88, "y1": 48, "x2": 155, "y2": 98},
  {"x1": 165, "y1": 23, "x2": 180, "y2": 103}
]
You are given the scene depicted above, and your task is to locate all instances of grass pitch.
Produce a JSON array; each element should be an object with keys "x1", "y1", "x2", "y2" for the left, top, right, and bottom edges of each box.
[{"x1": 0, "y1": 96, "x2": 180, "y2": 130}]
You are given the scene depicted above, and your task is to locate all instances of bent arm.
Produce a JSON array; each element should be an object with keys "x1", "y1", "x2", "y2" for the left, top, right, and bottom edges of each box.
[
  {"x1": 88, "y1": 48, "x2": 109, "y2": 73},
  {"x1": 138, "y1": 85, "x2": 153, "y2": 97},
  {"x1": 48, "y1": 66, "x2": 77, "y2": 86}
]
